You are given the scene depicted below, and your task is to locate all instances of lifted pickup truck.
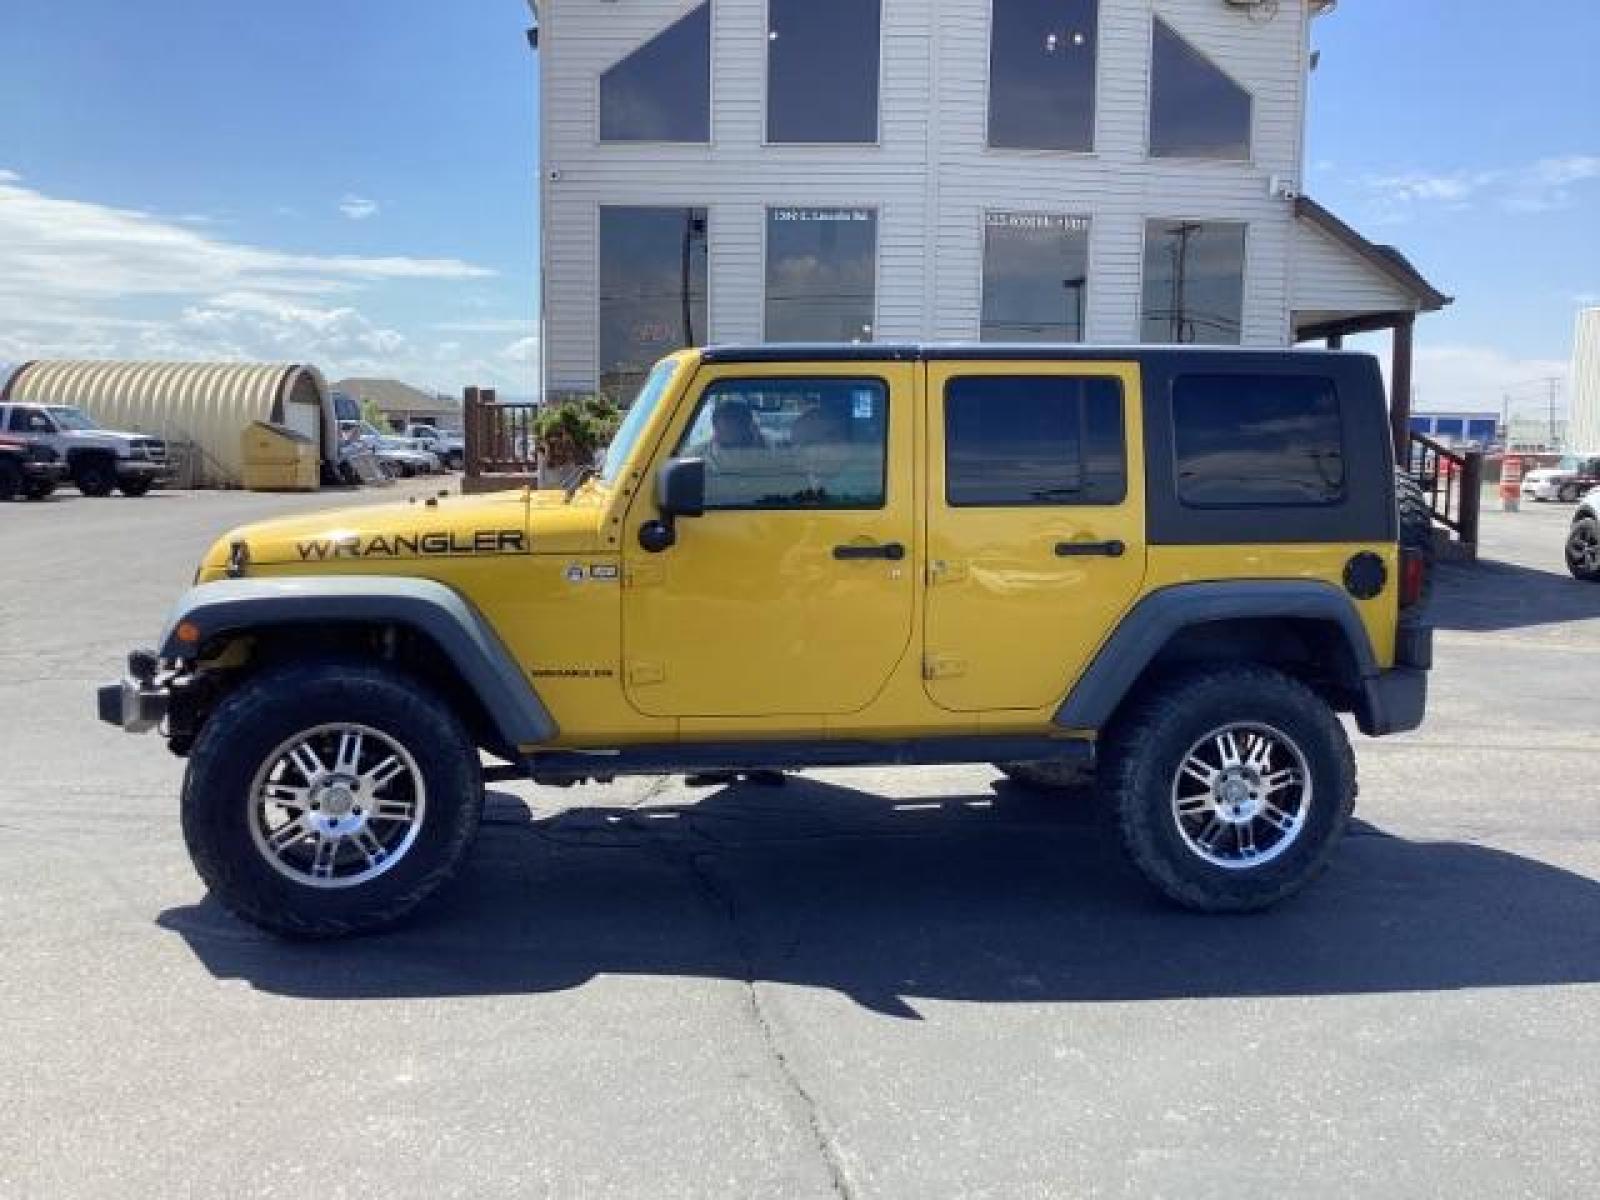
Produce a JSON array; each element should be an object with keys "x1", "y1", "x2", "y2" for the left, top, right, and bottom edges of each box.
[{"x1": 100, "y1": 345, "x2": 1431, "y2": 937}]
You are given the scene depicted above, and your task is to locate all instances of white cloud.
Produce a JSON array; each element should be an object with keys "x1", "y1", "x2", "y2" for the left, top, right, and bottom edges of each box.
[
  {"x1": 1362, "y1": 154, "x2": 1600, "y2": 218},
  {"x1": 1352, "y1": 339, "x2": 1571, "y2": 410},
  {"x1": 339, "y1": 194, "x2": 380, "y2": 221},
  {"x1": 434, "y1": 317, "x2": 535, "y2": 334},
  {"x1": 501, "y1": 335, "x2": 540, "y2": 365},
  {"x1": 0, "y1": 169, "x2": 20, "y2": 183}
]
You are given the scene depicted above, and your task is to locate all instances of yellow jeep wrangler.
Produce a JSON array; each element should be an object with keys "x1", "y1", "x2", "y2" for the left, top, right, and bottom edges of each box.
[{"x1": 100, "y1": 345, "x2": 1432, "y2": 936}]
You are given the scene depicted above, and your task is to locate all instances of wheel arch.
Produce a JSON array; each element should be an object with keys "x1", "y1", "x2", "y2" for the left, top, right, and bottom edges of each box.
[
  {"x1": 1056, "y1": 582, "x2": 1380, "y2": 734},
  {"x1": 158, "y1": 577, "x2": 557, "y2": 759}
]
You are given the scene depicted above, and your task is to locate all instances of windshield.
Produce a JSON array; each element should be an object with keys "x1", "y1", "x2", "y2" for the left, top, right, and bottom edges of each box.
[
  {"x1": 600, "y1": 359, "x2": 678, "y2": 484},
  {"x1": 47, "y1": 406, "x2": 98, "y2": 431}
]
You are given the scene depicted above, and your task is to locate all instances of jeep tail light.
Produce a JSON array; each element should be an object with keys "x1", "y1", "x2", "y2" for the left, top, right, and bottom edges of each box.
[{"x1": 1399, "y1": 549, "x2": 1428, "y2": 609}]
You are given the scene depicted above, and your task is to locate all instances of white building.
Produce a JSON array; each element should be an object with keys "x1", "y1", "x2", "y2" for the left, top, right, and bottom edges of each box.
[
  {"x1": 1570, "y1": 309, "x2": 1600, "y2": 453},
  {"x1": 532, "y1": 0, "x2": 1448, "y2": 431}
]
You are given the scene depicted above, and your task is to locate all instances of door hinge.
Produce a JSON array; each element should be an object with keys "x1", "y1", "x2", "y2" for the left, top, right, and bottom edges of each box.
[
  {"x1": 626, "y1": 661, "x2": 665, "y2": 685},
  {"x1": 923, "y1": 654, "x2": 967, "y2": 680},
  {"x1": 926, "y1": 559, "x2": 969, "y2": 586},
  {"x1": 625, "y1": 562, "x2": 666, "y2": 588}
]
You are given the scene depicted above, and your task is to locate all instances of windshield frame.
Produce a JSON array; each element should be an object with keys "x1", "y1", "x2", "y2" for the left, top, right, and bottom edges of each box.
[{"x1": 600, "y1": 358, "x2": 681, "y2": 485}]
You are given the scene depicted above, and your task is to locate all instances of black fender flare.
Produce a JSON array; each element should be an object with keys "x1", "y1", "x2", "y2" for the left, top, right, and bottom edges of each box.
[
  {"x1": 1054, "y1": 580, "x2": 1380, "y2": 731},
  {"x1": 157, "y1": 577, "x2": 557, "y2": 751}
]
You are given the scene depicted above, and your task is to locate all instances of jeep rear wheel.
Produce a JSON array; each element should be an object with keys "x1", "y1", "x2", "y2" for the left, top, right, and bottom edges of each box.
[
  {"x1": 181, "y1": 661, "x2": 484, "y2": 938},
  {"x1": 1104, "y1": 666, "x2": 1356, "y2": 913},
  {"x1": 1395, "y1": 468, "x2": 1435, "y2": 607},
  {"x1": 72, "y1": 456, "x2": 116, "y2": 497}
]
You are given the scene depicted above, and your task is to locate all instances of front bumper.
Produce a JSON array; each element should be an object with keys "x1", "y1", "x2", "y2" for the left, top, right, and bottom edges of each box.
[
  {"x1": 117, "y1": 460, "x2": 171, "y2": 481},
  {"x1": 1522, "y1": 481, "x2": 1561, "y2": 501},
  {"x1": 97, "y1": 655, "x2": 170, "y2": 734}
]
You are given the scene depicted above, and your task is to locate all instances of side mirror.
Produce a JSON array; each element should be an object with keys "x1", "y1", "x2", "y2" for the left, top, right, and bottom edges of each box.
[{"x1": 639, "y1": 457, "x2": 706, "y2": 553}]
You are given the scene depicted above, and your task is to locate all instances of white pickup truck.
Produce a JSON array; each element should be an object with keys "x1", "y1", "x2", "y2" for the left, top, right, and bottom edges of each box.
[
  {"x1": 401, "y1": 423, "x2": 465, "y2": 470},
  {"x1": 0, "y1": 402, "x2": 170, "y2": 496}
]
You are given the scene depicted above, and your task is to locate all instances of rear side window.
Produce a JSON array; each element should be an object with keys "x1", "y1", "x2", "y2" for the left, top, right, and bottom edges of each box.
[
  {"x1": 1172, "y1": 374, "x2": 1345, "y2": 507},
  {"x1": 945, "y1": 375, "x2": 1126, "y2": 506}
]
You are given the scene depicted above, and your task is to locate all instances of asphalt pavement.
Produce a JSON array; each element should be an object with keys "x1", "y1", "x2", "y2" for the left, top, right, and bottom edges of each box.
[{"x1": 1, "y1": 482, "x2": 1597, "y2": 1199}]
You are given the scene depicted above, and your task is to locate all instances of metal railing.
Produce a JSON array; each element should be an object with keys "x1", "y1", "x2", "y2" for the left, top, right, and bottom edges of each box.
[{"x1": 1406, "y1": 431, "x2": 1483, "y2": 548}]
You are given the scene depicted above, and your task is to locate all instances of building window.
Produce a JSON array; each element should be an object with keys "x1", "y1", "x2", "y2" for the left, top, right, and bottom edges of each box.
[
  {"x1": 599, "y1": 207, "x2": 709, "y2": 402},
  {"x1": 676, "y1": 377, "x2": 888, "y2": 509},
  {"x1": 767, "y1": 0, "x2": 881, "y2": 143},
  {"x1": 600, "y1": 4, "x2": 711, "y2": 143},
  {"x1": 981, "y1": 212, "x2": 1091, "y2": 342},
  {"x1": 765, "y1": 208, "x2": 877, "y2": 343},
  {"x1": 945, "y1": 375, "x2": 1125, "y2": 507},
  {"x1": 1172, "y1": 374, "x2": 1345, "y2": 506},
  {"x1": 988, "y1": 0, "x2": 1098, "y2": 152},
  {"x1": 1149, "y1": 18, "x2": 1251, "y2": 160},
  {"x1": 1141, "y1": 220, "x2": 1246, "y2": 345}
]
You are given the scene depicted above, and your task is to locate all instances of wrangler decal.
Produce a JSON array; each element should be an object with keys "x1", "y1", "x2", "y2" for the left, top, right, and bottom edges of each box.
[{"x1": 295, "y1": 529, "x2": 528, "y2": 561}]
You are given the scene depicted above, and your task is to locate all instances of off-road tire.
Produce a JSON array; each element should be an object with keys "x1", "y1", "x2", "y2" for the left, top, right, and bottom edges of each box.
[
  {"x1": 0, "y1": 459, "x2": 19, "y2": 501},
  {"x1": 1103, "y1": 665, "x2": 1356, "y2": 914},
  {"x1": 72, "y1": 455, "x2": 117, "y2": 497},
  {"x1": 1567, "y1": 516, "x2": 1600, "y2": 582},
  {"x1": 994, "y1": 760, "x2": 1095, "y2": 795},
  {"x1": 181, "y1": 660, "x2": 484, "y2": 938},
  {"x1": 1395, "y1": 468, "x2": 1436, "y2": 607},
  {"x1": 117, "y1": 476, "x2": 154, "y2": 498},
  {"x1": 22, "y1": 478, "x2": 56, "y2": 501}
]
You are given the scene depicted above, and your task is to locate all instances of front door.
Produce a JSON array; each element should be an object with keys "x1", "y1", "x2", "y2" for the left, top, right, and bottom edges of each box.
[
  {"x1": 923, "y1": 361, "x2": 1146, "y2": 713},
  {"x1": 622, "y1": 363, "x2": 916, "y2": 719}
]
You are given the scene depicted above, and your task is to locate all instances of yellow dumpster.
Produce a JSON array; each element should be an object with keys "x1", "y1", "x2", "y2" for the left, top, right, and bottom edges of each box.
[{"x1": 241, "y1": 421, "x2": 320, "y2": 491}]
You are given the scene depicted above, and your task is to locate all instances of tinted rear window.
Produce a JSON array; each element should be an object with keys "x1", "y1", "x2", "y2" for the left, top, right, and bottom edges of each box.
[
  {"x1": 1172, "y1": 374, "x2": 1345, "y2": 507},
  {"x1": 945, "y1": 375, "x2": 1125, "y2": 506}
]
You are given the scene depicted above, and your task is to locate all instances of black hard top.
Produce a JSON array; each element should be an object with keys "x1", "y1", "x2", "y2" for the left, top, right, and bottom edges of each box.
[{"x1": 698, "y1": 342, "x2": 1358, "y2": 365}]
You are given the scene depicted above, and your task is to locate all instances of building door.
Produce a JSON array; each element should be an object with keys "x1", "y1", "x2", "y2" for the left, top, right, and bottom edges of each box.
[
  {"x1": 623, "y1": 364, "x2": 916, "y2": 719},
  {"x1": 923, "y1": 361, "x2": 1147, "y2": 713}
]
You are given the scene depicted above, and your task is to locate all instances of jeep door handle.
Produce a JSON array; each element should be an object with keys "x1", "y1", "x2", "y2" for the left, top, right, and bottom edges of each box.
[
  {"x1": 1055, "y1": 539, "x2": 1126, "y2": 558},
  {"x1": 833, "y1": 542, "x2": 906, "y2": 561}
]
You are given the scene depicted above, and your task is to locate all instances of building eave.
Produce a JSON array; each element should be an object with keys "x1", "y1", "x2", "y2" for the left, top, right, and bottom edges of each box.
[{"x1": 1294, "y1": 195, "x2": 1453, "y2": 313}]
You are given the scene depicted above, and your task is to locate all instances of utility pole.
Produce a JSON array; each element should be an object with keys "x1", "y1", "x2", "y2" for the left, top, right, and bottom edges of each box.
[{"x1": 1548, "y1": 377, "x2": 1561, "y2": 449}]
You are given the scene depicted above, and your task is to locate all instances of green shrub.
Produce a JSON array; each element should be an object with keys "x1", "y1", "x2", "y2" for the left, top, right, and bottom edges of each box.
[{"x1": 535, "y1": 395, "x2": 621, "y2": 467}]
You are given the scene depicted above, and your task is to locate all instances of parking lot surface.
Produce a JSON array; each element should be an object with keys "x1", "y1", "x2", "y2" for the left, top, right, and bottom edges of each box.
[{"x1": 2, "y1": 485, "x2": 1597, "y2": 1198}]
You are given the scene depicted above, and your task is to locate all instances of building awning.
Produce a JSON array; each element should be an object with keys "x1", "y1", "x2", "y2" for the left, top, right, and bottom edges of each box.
[{"x1": 1292, "y1": 196, "x2": 1452, "y2": 342}]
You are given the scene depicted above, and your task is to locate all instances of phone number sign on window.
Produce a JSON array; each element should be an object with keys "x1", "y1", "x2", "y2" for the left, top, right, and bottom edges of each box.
[
  {"x1": 772, "y1": 208, "x2": 874, "y2": 223},
  {"x1": 986, "y1": 212, "x2": 1090, "y2": 234}
]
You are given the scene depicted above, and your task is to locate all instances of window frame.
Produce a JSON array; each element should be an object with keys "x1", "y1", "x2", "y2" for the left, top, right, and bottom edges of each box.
[
  {"x1": 673, "y1": 374, "x2": 893, "y2": 512},
  {"x1": 1144, "y1": 15, "x2": 1256, "y2": 164},
  {"x1": 976, "y1": 210, "x2": 1094, "y2": 344},
  {"x1": 594, "y1": 1, "x2": 715, "y2": 146},
  {"x1": 761, "y1": 0, "x2": 886, "y2": 147},
  {"x1": 1136, "y1": 217, "x2": 1250, "y2": 347},
  {"x1": 1169, "y1": 372, "x2": 1348, "y2": 511},
  {"x1": 982, "y1": 0, "x2": 1105, "y2": 158},
  {"x1": 593, "y1": 204, "x2": 714, "y2": 398},
  {"x1": 942, "y1": 373, "x2": 1129, "y2": 509},
  {"x1": 760, "y1": 205, "x2": 881, "y2": 345}
]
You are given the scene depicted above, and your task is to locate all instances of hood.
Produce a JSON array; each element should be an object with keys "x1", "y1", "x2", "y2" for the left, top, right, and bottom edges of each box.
[{"x1": 200, "y1": 487, "x2": 612, "y2": 575}]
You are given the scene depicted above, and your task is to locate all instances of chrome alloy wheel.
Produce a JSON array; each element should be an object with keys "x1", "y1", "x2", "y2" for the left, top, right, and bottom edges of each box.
[
  {"x1": 248, "y1": 723, "x2": 426, "y2": 889},
  {"x1": 1567, "y1": 524, "x2": 1600, "y2": 574},
  {"x1": 1170, "y1": 723, "x2": 1311, "y2": 871}
]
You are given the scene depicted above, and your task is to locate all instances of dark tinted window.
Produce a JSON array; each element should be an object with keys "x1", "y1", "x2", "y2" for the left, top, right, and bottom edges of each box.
[
  {"x1": 989, "y1": 0, "x2": 1098, "y2": 152},
  {"x1": 981, "y1": 212, "x2": 1091, "y2": 342},
  {"x1": 768, "y1": 0, "x2": 880, "y2": 143},
  {"x1": 1149, "y1": 18, "x2": 1251, "y2": 160},
  {"x1": 1142, "y1": 220, "x2": 1245, "y2": 345},
  {"x1": 945, "y1": 375, "x2": 1125, "y2": 506},
  {"x1": 600, "y1": 4, "x2": 711, "y2": 142},
  {"x1": 599, "y1": 207, "x2": 709, "y2": 403},
  {"x1": 676, "y1": 377, "x2": 888, "y2": 509},
  {"x1": 765, "y1": 208, "x2": 877, "y2": 342},
  {"x1": 1173, "y1": 374, "x2": 1345, "y2": 507}
]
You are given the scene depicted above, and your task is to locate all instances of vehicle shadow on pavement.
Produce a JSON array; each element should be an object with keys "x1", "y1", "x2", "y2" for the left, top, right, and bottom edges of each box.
[
  {"x1": 158, "y1": 777, "x2": 1600, "y2": 1015},
  {"x1": 1431, "y1": 557, "x2": 1600, "y2": 633}
]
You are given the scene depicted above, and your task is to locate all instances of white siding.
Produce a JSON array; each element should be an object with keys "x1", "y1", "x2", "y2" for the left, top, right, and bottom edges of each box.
[
  {"x1": 1571, "y1": 309, "x2": 1600, "y2": 453},
  {"x1": 541, "y1": 0, "x2": 1319, "y2": 394},
  {"x1": 1290, "y1": 219, "x2": 1414, "y2": 319}
]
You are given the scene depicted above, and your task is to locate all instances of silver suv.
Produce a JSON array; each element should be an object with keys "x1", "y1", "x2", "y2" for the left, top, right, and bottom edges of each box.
[{"x1": 0, "y1": 403, "x2": 170, "y2": 497}]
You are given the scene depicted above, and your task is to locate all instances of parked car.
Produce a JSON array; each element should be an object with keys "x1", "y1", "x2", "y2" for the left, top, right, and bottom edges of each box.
[
  {"x1": 0, "y1": 434, "x2": 67, "y2": 500},
  {"x1": 401, "y1": 424, "x2": 465, "y2": 470},
  {"x1": 0, "y1": 402, "x2": 170, "y2": 496},
  {"x1": 338, "y1": 420, "x2": 442, "y2": 478},
  {"x1": 1521, "y1": 454, "x2": 1600, "y2": 504},
  {"x1": 101, "y1": 344, "x2": 1431, "y2": 937},
  {"x1": 1565, "y1": 491, "x2": 1600, "y2": 582}
]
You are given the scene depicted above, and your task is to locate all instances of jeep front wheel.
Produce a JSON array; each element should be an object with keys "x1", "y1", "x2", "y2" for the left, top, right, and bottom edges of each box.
[
  {"x1": 181, "y1": 661, "x2": 484, "y2": 938},
  {"x1": 72, "y1": 456, "x2": 116, "y2": 497},
  {"x1": 1104, "y1": 666, "x2": 1355, "y2": 913}
]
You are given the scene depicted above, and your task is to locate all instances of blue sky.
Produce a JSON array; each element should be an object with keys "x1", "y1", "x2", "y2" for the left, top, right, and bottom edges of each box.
[{"x1": 1, "y1": 1, "x2": 1596, "y2": 410}]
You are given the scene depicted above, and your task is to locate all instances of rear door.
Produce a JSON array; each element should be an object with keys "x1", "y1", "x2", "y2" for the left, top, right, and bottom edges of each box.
[{"x1": 923, "y1": 360, "x2": 1146, "y2": 713}]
